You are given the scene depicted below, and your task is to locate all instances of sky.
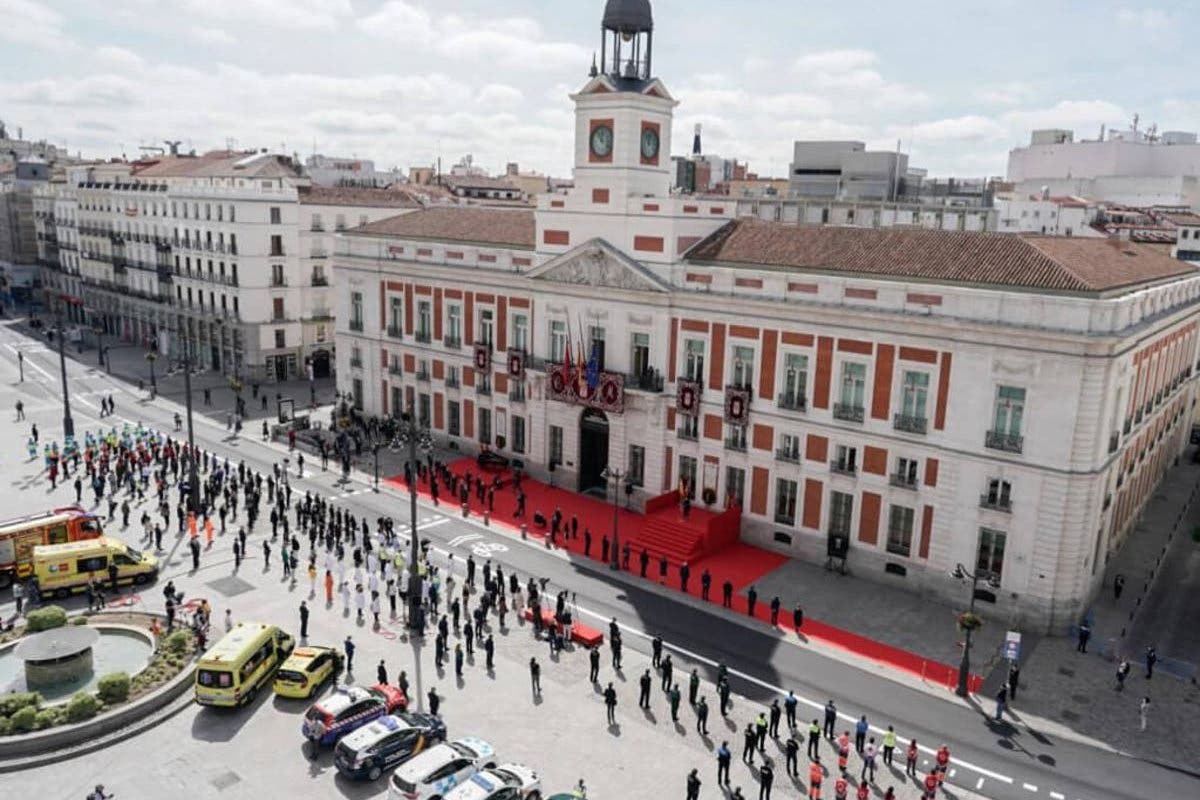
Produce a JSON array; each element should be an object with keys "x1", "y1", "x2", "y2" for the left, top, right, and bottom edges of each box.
[{"x1": 0, "y1": 0, "x2": 1196, "y2": 181}]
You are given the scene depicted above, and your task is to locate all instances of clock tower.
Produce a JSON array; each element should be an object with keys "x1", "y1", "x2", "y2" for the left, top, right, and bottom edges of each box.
[{"x1": 571, "y1": 0, "x2": 675, "y2": 201}]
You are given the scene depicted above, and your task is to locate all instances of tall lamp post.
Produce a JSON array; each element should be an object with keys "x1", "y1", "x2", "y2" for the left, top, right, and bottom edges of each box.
[
  {"x1": 176, "y1": 335, "x2": 201, "y2": 513},
  {"x1": 601, "y1": 466, "x2": 626, "y2": 570},
  {"x1": 951, "y1": 563, "x2": 990, "y2": 697},
  {"x1": 53, "y1": 301, "x2": 74, "y2": 438},
  {"x1": 92, "y1": 321, "x2": 105, "y2": 367},
  {"x1": 396, "y1": 406, "x2": 433, "y2": 633},
  {"x1": 145, "y1": 351, "x2": 158, "y2": 398}
]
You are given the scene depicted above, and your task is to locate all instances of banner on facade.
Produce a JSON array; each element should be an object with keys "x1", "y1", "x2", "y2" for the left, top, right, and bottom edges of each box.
[
  {"x1": 547, "y1": 365, "x2": 625, "y2": 414},
  {"x1": 724, "y1": 386, "x2": 751, "y2": 424},
  {"x1": 676, "y1": 379, "x2": 701, "y2": 417},
  {"x1": 506, "y1": 348, "x2": 525, "y2": 377}
]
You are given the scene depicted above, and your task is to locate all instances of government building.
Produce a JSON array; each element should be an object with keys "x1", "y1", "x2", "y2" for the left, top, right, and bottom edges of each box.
[{"x1": 334, "y1": 0, "x2": 1200, "y2": 630}]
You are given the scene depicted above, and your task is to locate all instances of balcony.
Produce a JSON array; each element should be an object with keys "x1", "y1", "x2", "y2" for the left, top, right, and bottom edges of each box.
[
  {"x1": 1108, "y1": 432, "x2": 1119, "y2": 454},
  {"x1": 889, "y1": 473, "x2": 918, "y2": 490},
  {"x1": 310, "y1": 223, "x2": 325, "y2": 232},
  {"x1": 476, "y1": 382, "x2": 492, "y2": 397},
  {"x1": 415, "y1": 369, "x2": 430, "y2": 382},
  {"x1": 348, "y1": 319, "x2": 364, "y2": 333},
  {"x1": 676, "y1": 426, "x2": 699, "y2": 442},
  {"x1": 444, "y1": 373, "x2": 460, "y2": 389},
  {"x1": 777, "y1": 391, "x2": 807, "y2": 412},
  {"x1": 443, "y1": 335, "x2": 462, "y2": 350},
  {"x1": 386, "y1": 326, "x2": 403, "y2": 340},
  {"x1": 414, "y1": 329, "x2": 432, "y2": 345},
  {"x1": 509, "y1": 386, "x2": 526, "y2": 403},
  {"x1": 311, "y1": 274, "x2": 329, "y2": 287},
  {"x1": 724, "y1": 428, "x2": 748, "y2": 452},
  {"x1": 625, "y1": 369, "x2": 665, "y2": 393},
  {"x1": 893, "y1": 413, "x2": 928, "y2": 435},
  {"x1": 774, "y1": 512, "x2": 796, "y2": 526},
  {"x1": 979, "y1": 493, "x2": 1012, "y2": 513},
  {"x1": 1123, "y1": 419, "x2": 1132, "y2": 435},
  {"x1": 270, "y1": 276, "x2": 287, "y2": 288},
  {"x1": 984, "y1": 430, "x2": 1023, "y2": 454},
  {"x1": 775, "y1": 446, "x2": 801, "y2": 464},
  {"x1": 309, "y1": 249, "x2": 328, "y2": 259},
  {"x1": 833, "y1": 403, "x2": 865, "y2": 423},
  {"x1": 829, "y1": 459, "x2": 857, "y2": 476}
]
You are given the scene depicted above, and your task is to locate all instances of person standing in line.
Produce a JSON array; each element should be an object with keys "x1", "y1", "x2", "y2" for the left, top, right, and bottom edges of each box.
[
  {"x1": 768, "y1": 699, "x2": 782, "y2": 738},
  {"x1": 861, "y1": 737, "x2": 877, "y2": 783},
  {"x1": 854, "y1": 715, "x2": 869, "y2": 753},
  {"x1": 905, "y1": 739, "x2": 919, "y2": 778},
  {"x1": 1113, "y1": 573, "x2": 1125, "y2": 600},
  {"x1": 1139, "y1": 696, "x2": 1151, "y2": 730},
  {"x1": 1116, "y1": 659, "x2": 1131, "y2": 690},
  {"x1": 758, "y1": 762, "x2": 774, "y2": 800},
  {"x1": 882, "y1": 725, "x2": 896, "y2": 766},
  {"x1": 722, "y1": 580, "x2": 734, "y2": 608},
  {"x1": 823, "y1": 699, "x2": 837, "y2": 738},
  {"x1": 298, "y1": 600, "x2": 309, "y2": 638},
  {"x1": 484, "y1": 634, "x2": 495, "y2": 671},
  {"x1": 530, "y1": 656, "x2": 541, "y2": 696},
  {"x1": 994, "y1": 684, "x2": 1008, "y2": 721},
  {"x1": 454, "y1": 644, "x2": 464, "y2": 678},
  {"x1": 696, "y1": 696, "x2": 709, "y2": 735},
  {"x1": 661, "y1": 654, "x2": 674, "y2": 691},
  {"x1": 652, "y1": 635, "x2": 663, "y2": 668},
  {"x1": 808, "y1": 758, "x2": 824, "y2": 800},
  {"x1": 701, "y1": 568, "x2": 711, "y2": 601},
  {"x1": 755, "y1": 711, "x2": 768, "y2": 752},
  {"x1": 686, "y1": 767, "x2": 701, "y2": 800},
  {"x1": 343, "y1": 636, "x2": 355, "y2": 673},
  {"x1": 784, "y1": 690, "x2": 798, "y2": 731},
  {"x1": 589, "y1": 647, "x2": 600, "y2": 683},
  {"x1": 669, "y1": 683, "x2": 682, "y2": 722},
  {"x1": 377, "y1": 660, "x2": 388, "y2": 685},
  {"x1": 716, "y1": 741, "x2": 731, "y2": 785},
  {"x1": 746, "y1": 585, "x2": 758, "y2": 618},
  {"x1": 1145, "y1": 646, "x2": 1157, "y2": 679},
  {"x1": 769, "y1": 596, "x2": 780, "y2": 626},
  {"x1": 689, "y1": 669, "x2": 701, "y2": 706},
  {"x1": 603, "y1": 682, "x2": 618, "y2": 725},
  {"x1": 807, "y1": 719, "x2": 821, "y2": 760},
  {"x1": 742, "y1": 723, "x2": 757, "y2": 765},
  {"x1": 639, "y1": 669, "x2": 652, "y2": 709},
  {"x1": 785, "y1": 732, "x2": 799, "y2": 777}
]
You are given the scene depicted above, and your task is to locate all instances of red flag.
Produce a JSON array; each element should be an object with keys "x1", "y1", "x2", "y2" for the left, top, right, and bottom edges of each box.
[{"x1": 561, "y1": 317, "x2": 572, "y2": 385}]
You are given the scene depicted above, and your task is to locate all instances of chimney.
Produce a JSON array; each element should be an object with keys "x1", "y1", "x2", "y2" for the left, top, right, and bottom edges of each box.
[
  {"x1": 692, "y1": 124, "x2": 702, "y2": 157},
  {"x1": 506, "y1": 162, "x2": 519, "y2": 176}
]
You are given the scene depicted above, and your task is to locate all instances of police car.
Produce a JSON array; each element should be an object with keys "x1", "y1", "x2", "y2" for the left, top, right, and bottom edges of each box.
[
  {"x1": 440, "y1": 764, "x2": 541, "y2": 800},
  {"x1": 387, "y1": 737, "x2": 496, "y2": 800},
  {"x1": 301, "y1": 684, "x2": 408, "y2": 747},
  {"x1": 333, "y1": 712, "x2": 447, "y2": 781}
]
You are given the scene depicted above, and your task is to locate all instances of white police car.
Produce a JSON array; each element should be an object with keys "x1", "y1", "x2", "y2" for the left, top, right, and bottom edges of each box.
[
  {"x1": 439, "y1": 764, "x2": 540, "y2": 800},
  {"x1": 387, "y1": 736, "x2": 496, "y2": 800}
]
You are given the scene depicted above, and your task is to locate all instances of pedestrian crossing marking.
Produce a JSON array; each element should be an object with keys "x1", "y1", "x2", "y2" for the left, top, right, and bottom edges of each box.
[
  {"x1": 976, "y1": 778, "x2": 985, "y2": 790},
  {"x1": 1023, "y1": 783, "x2": 1038, "y2": 792},
  {"x1": 1049, "y1": 792, "x2": 1064, "y2": 799}
]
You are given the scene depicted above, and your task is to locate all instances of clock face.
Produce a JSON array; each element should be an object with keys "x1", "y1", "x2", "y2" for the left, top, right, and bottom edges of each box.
[
  {"x1": 590, "y1": 125, "x2": 614, "y2": 158},
  {"x1": 641, "y1": 128, "x2": 660, "y2": 160}
]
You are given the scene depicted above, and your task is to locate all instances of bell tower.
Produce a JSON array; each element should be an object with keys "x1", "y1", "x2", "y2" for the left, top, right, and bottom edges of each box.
[{"x1": 569, "y1": 0, "x2": 675, "y2": 201}]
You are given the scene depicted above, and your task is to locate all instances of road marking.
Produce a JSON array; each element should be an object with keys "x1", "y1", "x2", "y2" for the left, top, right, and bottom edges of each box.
[
  {"x1": 449, "y1": 534, "x2": 483, "y2": 548},
  {"x1": 949, "y1": 769, "x2": 956, "y2": 778},
  {"x1": 976, "y1": 778, "x2": 986, "y2": 790},
  {"x1": 1049, "y1": 792, "x2": 1064, "y2": 799},
  {"x1": 1023, "y1": 783, "x2": 1038, "y2": 792}
]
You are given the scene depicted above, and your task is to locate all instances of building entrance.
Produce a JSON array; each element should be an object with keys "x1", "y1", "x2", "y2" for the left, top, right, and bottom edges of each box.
[{"x1": 578, "y1": 408, "x2": 610, "y2": 495}]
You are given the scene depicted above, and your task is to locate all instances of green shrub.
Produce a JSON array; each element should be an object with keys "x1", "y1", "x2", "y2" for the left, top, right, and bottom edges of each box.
[
  {"x1": 64, "y1": 692, "x2": 99, "y2": 723},
  {"x1": 0, "y1": 716, "x2": 12, "y2": 735},
  {"x1": 163, "y1": 630, "x2": 191, "y2": 655},
  {"x1": 0, "y1": 692, "x2": 41, "y2": 717},
  {"x1": 97, "y1": 672, "x2": 131, "y2": 703},
  {"x1": 9, "y1": 706, "x2": 37, "y2": 732},
  {"x1": 71, "y1": 616, "x2": 90, "y2": 625},
  {"x1": 24, "y1": 605, "x2": 68, "y2": 632},
  {"x1": 33, "y1": 709, "x2": 58, "y2": 730}
]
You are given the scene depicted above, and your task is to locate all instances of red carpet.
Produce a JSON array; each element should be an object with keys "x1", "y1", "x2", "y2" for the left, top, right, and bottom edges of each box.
[{"x1": 387, "y1": 458, "x2": 983, "y2": 693}]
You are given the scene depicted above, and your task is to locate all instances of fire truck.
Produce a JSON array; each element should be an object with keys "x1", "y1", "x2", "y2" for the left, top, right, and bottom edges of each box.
[{"x1": 0, "y1": 505, "x2": 104, "y2": 589}]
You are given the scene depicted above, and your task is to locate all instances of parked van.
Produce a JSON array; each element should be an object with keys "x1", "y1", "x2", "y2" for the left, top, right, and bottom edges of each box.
[
  {"x1": 32, "y1": 536, "x2": 157, "y2": 597},
  {"x1": 195, "y1": 622, "x2": 295, "y2": 707},
  {"x1": 0, "y1": 505, "x2": 103, "y2": 589}
]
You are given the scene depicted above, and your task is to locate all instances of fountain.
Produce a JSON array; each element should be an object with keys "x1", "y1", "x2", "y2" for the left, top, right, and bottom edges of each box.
[
  {"x1": 13, "y1": 627, "x2": 100, "y2": 690},
  {"x1": 0, "y1": 625, "x2": 154, "y2": 704}
]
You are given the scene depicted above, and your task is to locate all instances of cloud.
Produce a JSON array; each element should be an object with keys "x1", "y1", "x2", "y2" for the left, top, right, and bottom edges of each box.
[
  {"x1": 476, "y1": 84, "x2": 524, "y2": 108},
  {"x1": 0, "y1": 0, "x2": 73, "y2": 49},
  {"x1": 977, "y1": 81, "x2": 1035, "y2": 107},
  {"x1": 191, "y1": 27, "x2": 236, "y2": 46},
  {"x1": 358, "y1": 1, "x2": 588, "y2": 72},
  {"x1": 96, "y1": 46, "x2": 144, "y2": 71},
  {"x1": 1001, "y1": 100, "x2": 1126, "y2": 132},
  {"x1": 7, "y1": 75, "x2": 141, "y2": 108},
  {"x1": 180, "y1": 0, "x2": 352, "y2": 31},
  {"x1": 1115, "y1": 8, "x2": 1170, "y2": 29},
  {"x1": 901, "y1": 115, "x2": 1007, "y2": 143},
  {"x1": 793, "y1": 48, "x2": 877, "y2": 73}
]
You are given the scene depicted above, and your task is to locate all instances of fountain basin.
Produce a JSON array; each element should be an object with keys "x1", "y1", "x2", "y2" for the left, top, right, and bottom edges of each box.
[{"x1": 1, "y1": 625, "x2": 154, "y2": 704}]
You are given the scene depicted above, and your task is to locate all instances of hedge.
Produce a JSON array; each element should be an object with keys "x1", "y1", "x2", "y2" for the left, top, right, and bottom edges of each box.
[
  {"x1": 33, "y1": 709, "x2": 59, "y2": 730},
  {"x1": 162, "y1": 629, "x2": 191, "y2": 655},
  {"x1": 0, "y1": 692, "x2": 41, "y2": 717},
  {"x1": 9, "y1": 706, "x2": 37, "y2": 732},
  {"x1": 65, "y1": 692, "x2": 99, "y2": 723},
  {"x1": 97, "y1": 672, "x2": 131, "y2": 703},
  {"x1": 24, "y1": 605, "x2": 68, "y2": 632}
]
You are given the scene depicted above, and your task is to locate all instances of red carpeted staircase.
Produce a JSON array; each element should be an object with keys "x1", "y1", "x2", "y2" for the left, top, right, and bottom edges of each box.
[{"x1": 635, "y1": 514, "x2": 706, "y2": 563}]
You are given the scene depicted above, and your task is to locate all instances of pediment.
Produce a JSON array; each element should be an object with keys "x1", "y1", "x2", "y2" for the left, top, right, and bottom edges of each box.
[{"x1": 529, "y1": 238, "x2": 670, "y2": 293}]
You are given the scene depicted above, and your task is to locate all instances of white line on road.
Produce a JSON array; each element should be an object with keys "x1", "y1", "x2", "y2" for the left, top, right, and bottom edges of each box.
[
  {"x1": 977, "y1": 778, "x2": 986, "y2": 790},
  {"x1": 1023, "y1": 783, "x2": 1038, "y2": 792},
  {"x1": 1049, "y1": 792, "x2": 1064, "y2": 799}
]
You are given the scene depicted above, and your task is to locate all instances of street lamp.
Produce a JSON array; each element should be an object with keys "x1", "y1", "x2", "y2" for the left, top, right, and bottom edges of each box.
[
  {"x1": 950, "y1": 563, "x2": 996, "y2": 697},
  {"x1": 396, "y1": 406, "x2": 433, "y2": 633},
  {"x1": 145, "y1": 351, "x2": 158, "y2": 398},
  {"x1": 601, "y1": 466, "x2": 626, "y2": 570},
  {"x1": 92, "y1": 322, "x2": 105, "y2": 367},
  {"x1": 229, "y1": 375, "x2": 244, "y2": 418},
  {"x1": 53, "y1": 301, "x2": 75, "y2": 438},
  {"x1": 174, "y1": 335, "x2": 201, "y2": 514}
]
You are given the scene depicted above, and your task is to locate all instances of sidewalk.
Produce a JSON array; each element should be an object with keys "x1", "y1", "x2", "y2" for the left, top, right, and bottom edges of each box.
[{"x1": 1002, "y1": 455, "x2": 1200, "y2": 773}]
